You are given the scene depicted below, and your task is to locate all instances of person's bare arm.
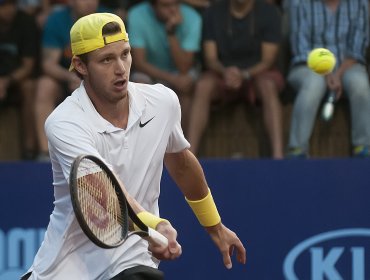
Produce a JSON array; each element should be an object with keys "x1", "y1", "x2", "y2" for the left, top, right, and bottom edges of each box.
[
  {"x1": 164, "y1": 149, "x2": 247, "y2": 268},
  {"x1": 325, "y1": 57, "x2": 356, "y2": 99},
  {"x1": 242, "y1": 42, "x2": 279, "y2": 78},
  {"x1": 42, "y1": 48, "x2": 80, "y2": 89},
  {"x1": 167, "y1": 35, "x2": 194, "y2": 73},
  {"x1": 115, "y1": 172, "x2": 182, "y2": 260},
  {"x1": 181, "y1": 0, "x2": 210, "y2": 9},
  {"x1": 132, "y1": 48, "x2": 177, "y2": 84},
  {"x1": 164, "y1": 5, "x2": 194, "y2": 73},
  {"x1": 11, "y1": 56, "x2": 35, "y2": 82},
  {"x1": 203, "y1": 40, "x2": 225, "y2": 75},
  {"x1": 203, "y1": 40, "x2": 244, "y2": 90},
  {"x1": 335, "y1": 58, "x2": 357, "y2": 79},
  {"x1": 0, "y1": 56, "x2": 35, "y2": 100}
]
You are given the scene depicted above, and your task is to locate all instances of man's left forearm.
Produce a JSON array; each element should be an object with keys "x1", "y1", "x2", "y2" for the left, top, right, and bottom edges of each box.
[{"x1": 336, "y1": 58, "x2": 357, "y2": 79}]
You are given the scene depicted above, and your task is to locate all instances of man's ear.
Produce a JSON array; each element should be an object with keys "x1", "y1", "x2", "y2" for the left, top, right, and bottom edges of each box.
[{"x1": 72, "y1": 56, "x2": 88, "y2": 76}]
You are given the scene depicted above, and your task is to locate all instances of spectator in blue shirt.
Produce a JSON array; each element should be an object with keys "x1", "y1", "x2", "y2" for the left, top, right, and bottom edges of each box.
[
  {"x1": 127, "y1": 0, "x2": 202, "y2": 130},
  {"x1": 34, "y1": 0, "x2": 110, "y2": 161},
  {"x1": 287, "y1": 0, "x2": 370, "y2": 158}
]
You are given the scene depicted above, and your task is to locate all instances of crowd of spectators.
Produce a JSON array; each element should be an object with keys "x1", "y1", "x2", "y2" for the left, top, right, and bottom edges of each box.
[{"x1": 1, "y1": 0, "x2": 369, "y2": 160}]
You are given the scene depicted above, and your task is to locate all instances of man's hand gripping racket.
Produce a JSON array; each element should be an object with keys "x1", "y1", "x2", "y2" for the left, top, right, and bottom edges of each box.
[{"x1": 69, "y1": 154, "x2": 168, "y2": 249}]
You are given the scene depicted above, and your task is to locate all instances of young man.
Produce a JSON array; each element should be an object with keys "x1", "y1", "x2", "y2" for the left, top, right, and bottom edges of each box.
[
  {"x1": 0, "y1": 0, "x2": 40, "y2": 159},
  {"x1": 34, "y1": 0, "x2": 109, "y2": 161},
  {"x1": 24, "y1": 13, "x2": 246, "y2": 280},
  {"x1": 127, "y1": 0, "x2": 201, "y2": 130},
  {"x1": 187, "y1": 0, "x2": 285, "y2": 159}
]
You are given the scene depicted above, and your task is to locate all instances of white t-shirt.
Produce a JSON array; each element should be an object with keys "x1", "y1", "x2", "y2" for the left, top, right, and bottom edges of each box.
[{"x1": 27, "y1": 82, "x2": 190, "y2": 280}]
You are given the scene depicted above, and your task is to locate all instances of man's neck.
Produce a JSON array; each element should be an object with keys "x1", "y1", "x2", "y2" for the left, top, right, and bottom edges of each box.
[
  {"x1": 230, "y1": 0, "x2": 254, "y2": 19},
  {"x1": 85, "y1": 84, "x2": 130, "y2": 129},
  {"x1": 325, "y1": 0, "x2": 340, "y2": 11},
  {"x1": 104, "y1": 100, "x2": 129, "y2": 129}
]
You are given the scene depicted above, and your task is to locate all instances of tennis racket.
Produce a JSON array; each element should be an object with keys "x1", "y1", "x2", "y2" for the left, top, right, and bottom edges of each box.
[{"x1": 69, "y1": 154, "x2": 168, "y2": 249}]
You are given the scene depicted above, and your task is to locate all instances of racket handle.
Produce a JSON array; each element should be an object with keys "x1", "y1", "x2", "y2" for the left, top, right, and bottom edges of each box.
[{"x1": 148, "y1": 228, "x2": 169, "y2": 247}]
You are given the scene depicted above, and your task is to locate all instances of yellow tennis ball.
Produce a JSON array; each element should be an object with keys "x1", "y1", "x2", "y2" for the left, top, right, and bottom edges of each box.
[{"x1": 307, "y1": 48, "x2": 336, "y2": 75}]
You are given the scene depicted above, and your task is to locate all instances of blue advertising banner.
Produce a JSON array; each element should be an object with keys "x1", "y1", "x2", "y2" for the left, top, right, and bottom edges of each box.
[
  {"x1": 0, "y1": 162, "x2": 53, "y2": 280},
  {"x1": 0, "y1": 159, "x2": 369, "y2": 280}
]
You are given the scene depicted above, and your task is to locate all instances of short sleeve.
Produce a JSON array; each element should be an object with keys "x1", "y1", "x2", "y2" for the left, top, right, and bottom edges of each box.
[
  {"x1": 164, "y1": 88, "x2": 190, "y2": 153},
  {"x1": 127, "y1": 6, "x2": 147, "y2": 48},
  {"x1": 42, "y1": 9, "x2": 68, "y2": 48},
  {"x1": 260, "y1": 4, "x2": 282, "y2": 43},
  {"x1": 45, "y1": 116, "x2": 101, "y2": 182},
  {"x1": 19, "y1": 12, "x2": 40, "y2": 58},
  {"x1": 179, "y1": 5, "x2": 202, "y2": 52},
  {"x1": 202, "y1": 5, "x2": 216, "y2": 42}
]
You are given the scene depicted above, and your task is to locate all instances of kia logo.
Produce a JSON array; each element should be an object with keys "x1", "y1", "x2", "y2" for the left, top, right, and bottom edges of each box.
[{"x1": 283, "y1": 228, "x2": 370, "y2": 280}]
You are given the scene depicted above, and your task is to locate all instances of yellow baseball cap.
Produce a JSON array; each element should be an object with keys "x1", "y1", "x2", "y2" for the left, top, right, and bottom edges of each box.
[{"x1": 69, "y1": 13, "x2": 129, "y2": 71}]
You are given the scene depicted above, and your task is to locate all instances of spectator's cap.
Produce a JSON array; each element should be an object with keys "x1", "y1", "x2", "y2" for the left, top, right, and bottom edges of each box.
[{"x1": 69, "y1": 13, "x2": 129, "y2": 71}]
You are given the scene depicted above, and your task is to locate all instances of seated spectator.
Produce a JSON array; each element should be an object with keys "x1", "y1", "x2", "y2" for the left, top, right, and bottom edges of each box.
[
  {"x1": 180, "y1": 0, "x2": 211, "y2": 15},
  {"x1": 127, "y1": 0, "x2": 202, "y2": 130},
  {"x1": 286, "y1": 0, "x2": 370, "y2": 158},
  {"x1": 265, "y1": 0, "x2": 282, "y2": 6},
  {"x1": 18, "y1": 0, "x2": 68, "y2": 27},
  {"x1": 34, "y1": 0, "x2": 110, "y2": 161},
  {"x1": 187, "y1": 0, "x2": 284, "y2": 159},
  {"x1": 18, "y1": 0, "x2": 121, "y2": 28},
  {"x1": 100, "y1": 0, "x2": 128, "y2": 19},
  {"x1": 0, "y1": 0, "x2": 40, "y2": 160}
]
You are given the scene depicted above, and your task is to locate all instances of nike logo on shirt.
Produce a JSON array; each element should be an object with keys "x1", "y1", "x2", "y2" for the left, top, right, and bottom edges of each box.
[{"x1": 139, "y1": 116, "x2": 155, "y2": 127}]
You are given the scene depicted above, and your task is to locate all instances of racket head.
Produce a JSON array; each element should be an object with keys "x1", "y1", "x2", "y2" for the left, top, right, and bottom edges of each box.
[{"x1": 69, "y1": 154, "x2": 129, "y2": 248}]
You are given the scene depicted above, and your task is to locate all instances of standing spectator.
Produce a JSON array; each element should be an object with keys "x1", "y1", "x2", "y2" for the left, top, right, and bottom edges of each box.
[
  {"x1": 287, "y1": 0, "x2": 370, "y2": 158},
  {"x1": 34, "y1": 0, "x2": 110, "y2": 161},
  {"x1": 127, "y1": 0, "x2": 202, "y2": 130},
  {"x1": 0, "y1": 0, "x2": 40, "y2": 159},
  {"x1": 187, "y1": 0, "x2": 285, "y2": 159}
]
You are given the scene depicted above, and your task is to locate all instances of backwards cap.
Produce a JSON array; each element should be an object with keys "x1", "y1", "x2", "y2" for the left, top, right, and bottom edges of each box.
[{"x1": 69, "y1": 13, "x2": 129, "y2": 71}]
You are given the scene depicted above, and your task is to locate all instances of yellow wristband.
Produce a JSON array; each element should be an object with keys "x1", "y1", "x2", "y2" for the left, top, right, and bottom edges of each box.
[
  {"x1": 134, "y1": 211, "x2": 169, "y2": 231},
  {"x1": 185, "y1": 188, "x2": 221, "y2": 227}
]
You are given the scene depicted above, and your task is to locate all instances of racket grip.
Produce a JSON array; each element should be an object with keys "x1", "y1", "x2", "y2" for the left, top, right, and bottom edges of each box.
[{"x1": 148, "y1": 228, "x2": 168, "y2": 247}]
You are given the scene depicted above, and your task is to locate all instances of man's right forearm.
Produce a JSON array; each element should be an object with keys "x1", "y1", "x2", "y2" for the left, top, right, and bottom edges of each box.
[
  {"x1": 205, "y1": 60, "x2": 225, "y2": 76},
  {"x1": 135, "y1": 62, "x2": 175, "y2": 84}
]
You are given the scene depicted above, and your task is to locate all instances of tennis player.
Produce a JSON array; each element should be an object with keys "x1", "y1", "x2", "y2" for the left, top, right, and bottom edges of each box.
[{"x1": 23, "y1": 13, "x2": 246, "y2": 280}]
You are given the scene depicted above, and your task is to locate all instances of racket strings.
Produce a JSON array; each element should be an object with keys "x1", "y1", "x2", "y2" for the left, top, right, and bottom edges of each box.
[{"x1": 76, "y1": 160, "x2": 127, "y2": 245}]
